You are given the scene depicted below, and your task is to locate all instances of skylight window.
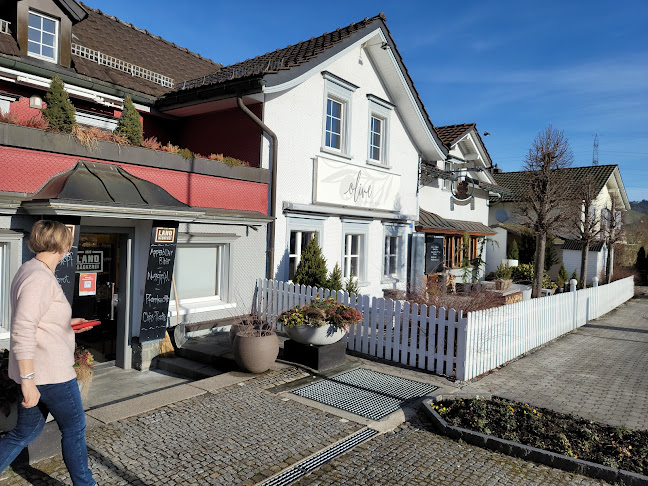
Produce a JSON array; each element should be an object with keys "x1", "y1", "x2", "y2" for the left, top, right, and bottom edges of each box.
[{"x1": 28, "y1": 11, "x2": 58, "y2": 62}]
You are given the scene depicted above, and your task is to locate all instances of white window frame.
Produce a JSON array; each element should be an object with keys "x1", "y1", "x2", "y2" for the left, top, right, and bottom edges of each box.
[
  {"x1": 27, "y1": 11, "x2": 59, "y2": 63},
  {"x1": 168, "y1": 234, "x2": 236, "y2": 317},
  {"x1": 366, "y1": 95, "x2": 392, "y2": 168},
  {"x1": 75, "y1": 109, "x2": 118, "y2": 131},
  {"x1": 341, "y1": 220, "x2": 369, "y2": 284},
  {"x1": 0, "y1": 93, "x2": 18, "y2": 114},
  {"x1": 321, "y1": 72, "x2": 356, "y2": 159},
  {"x1": 0, "y1": 231, "x2": 23, "y2": 338},
  {"x1": 382, "y1": 224, "x2": 406, "y2": 283},
  {"x1": 285, "y1": 216, "x2": 325, "y2": 282}
]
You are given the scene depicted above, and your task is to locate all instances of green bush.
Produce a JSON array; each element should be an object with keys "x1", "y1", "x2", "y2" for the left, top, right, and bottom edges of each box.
[
  {"x1": 507, "y1": 240, "x2": 519, "y2": 260},
  {"x1": 326, "y1": 263, "x2": 343, "y2": 292},
  {"x1": 177, "y1": 148, "x2": 194, "y2": 159},
  {"x1": 571, "y1": 269, "x2": 579, "y2": 287},
  {"x1": 512, "y1": 263, "x2": 534, "y2": 282},
  {"x1": 42, "y1": 76, "x2": 76, "y2": 133},
  {"x1": 512, "y1": 263, "x2": 556, "y2": 289},
  {"x1": 114, "y1": 95, "x2": 142, "y2": 145},
  {"x1": 345, "y1": 276, "x2": 360, "y2": 296},
  {"x1": 293, "y1": 238, "x2": 328, "y2": 288},
  {"x1": 557, "y1": 264, "x2": 568, "y2": 288},
  {"x1": 494, "y1": 263, "x2": 513, "y2": 280}
]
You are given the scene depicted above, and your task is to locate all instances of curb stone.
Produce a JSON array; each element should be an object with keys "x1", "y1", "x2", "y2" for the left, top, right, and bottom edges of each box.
[{"x1": 421, "y1": 395, "x2": 648, "y2": 486}]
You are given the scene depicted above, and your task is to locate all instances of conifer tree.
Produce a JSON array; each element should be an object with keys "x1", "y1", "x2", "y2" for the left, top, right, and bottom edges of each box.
[
  {"x1": 114, "y1": 95, "x2": 142, "y2": 146},
  {"x1": 326, "y1": 263, "x2": 343, "y2": 291},
  {"x1": 571, "y1": 269, "x2": 579, "y2": 288},
  {"x1": 507, "y1": 240, "x2": 519, "y2": 260},
  {"x1": 636, "y1": 247, "x2": 647, "y2": 285},
  {"x1": 292, "y1": 238, "x2": 328, "y2": 288},
  {"x1": 558, "y1": 264, "x2": 569, "y2": 287},
  {"x1": 42, "y1": 76, "x2": 76, "y2": 133}
]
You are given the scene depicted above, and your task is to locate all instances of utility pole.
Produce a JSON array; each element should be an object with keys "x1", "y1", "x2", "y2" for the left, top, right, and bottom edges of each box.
[{"x1": 592, "y1": 133, "x2": 599, "y2": 165}]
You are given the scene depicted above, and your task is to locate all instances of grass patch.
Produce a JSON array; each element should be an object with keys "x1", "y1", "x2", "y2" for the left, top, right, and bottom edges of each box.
[{"x1": 432, "y1": 397, "x2": 648, "y2": 475}]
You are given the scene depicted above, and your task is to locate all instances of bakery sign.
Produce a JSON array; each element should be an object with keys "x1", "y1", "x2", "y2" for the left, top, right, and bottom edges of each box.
[{"x1": 314, "y1": 157, "x2": 401, "y2": 210}]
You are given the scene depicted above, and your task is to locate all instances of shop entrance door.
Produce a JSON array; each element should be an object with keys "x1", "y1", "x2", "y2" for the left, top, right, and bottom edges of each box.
[{"x1": 72, "y1": 233, "x2": 121, "y2": 363}]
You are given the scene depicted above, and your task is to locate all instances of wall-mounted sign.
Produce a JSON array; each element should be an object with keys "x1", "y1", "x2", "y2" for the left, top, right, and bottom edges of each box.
[
  {"x1": 314, "y1": 157, "x2": 401, "y2": 211},
  {"x1": 78, "y1": 273, "x2": 97, "y2": 296},
  {"x1": 154, "y1": 227, "x2": 176, "y2": 243},
  {"x1": 76, "y1": 250, "x2": 103, "y2": 272},
  {"x1": 425, "y1": 235, "x2": 444, "y2": 274}
]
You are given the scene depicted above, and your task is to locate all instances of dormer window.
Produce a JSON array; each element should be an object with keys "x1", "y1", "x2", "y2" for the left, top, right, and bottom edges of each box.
[{"x1": 28, "y1": 11, "x2": 58, "y2": 62}]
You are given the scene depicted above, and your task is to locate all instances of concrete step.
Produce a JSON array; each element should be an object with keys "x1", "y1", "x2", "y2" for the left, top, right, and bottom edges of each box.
[{"x1": 154, "y1": 356, "x2": 223, "y2": 380}]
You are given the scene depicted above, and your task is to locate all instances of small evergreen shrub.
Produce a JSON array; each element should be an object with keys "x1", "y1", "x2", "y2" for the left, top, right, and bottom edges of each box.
[
  {"x1": 557, "y1": 264, "x2": 569, "y2": 288},
  {"x1": 571, "y1": 269, "x2": 578, "y2": 284},
  {"x1": 512, "y1": 263, "x2": 534, "y2": 282},
  {"x1": 293, "y1": 238, "x2": 328, "y2": 288},
  {"x1": 494, "y1": 263, "x2": 513, "y2": 280},
  {"x1": 327, "y1": 263, "x2": 343, "y2": 292},
  {"x1": 507, "y1": 240, "x2": 519, "y2": 260},
  {"x1": 114, "y1": 95, "x2": 142, "y2": 146},
  {"x1": 42, "y1": 76, "x2": 76, "y2": 133},
  {"x1": 345, "y1": 276, "x2": 360, "y2": 296}
]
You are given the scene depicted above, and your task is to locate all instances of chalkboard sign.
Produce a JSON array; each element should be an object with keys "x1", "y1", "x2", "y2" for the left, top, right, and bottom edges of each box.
[
  {"x1": 139, "y1": 221, "x2": 178, "y2": 343},
  {"x1": 52, "y1": 218, "x2": 81, "y2": 305},
  {"x1": 425, "y1": 235, "x2": 444, "y2": 274}
]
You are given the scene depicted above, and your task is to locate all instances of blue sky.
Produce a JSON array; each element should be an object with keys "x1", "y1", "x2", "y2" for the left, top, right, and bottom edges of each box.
[{"x1": 88, "y1": 0, "x2": 648, "y2": 201}]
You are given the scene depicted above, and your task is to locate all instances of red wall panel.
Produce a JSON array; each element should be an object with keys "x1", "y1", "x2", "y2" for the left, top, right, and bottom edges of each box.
[{"x1": 0, "y1": 146, "x2": 268, "y2": 214}]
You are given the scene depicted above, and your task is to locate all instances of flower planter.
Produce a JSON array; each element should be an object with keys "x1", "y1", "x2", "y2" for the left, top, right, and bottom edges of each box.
[
  {"x1": 233, "y1": 332, "x2": 279, "y2": 373},
  {"x1": 285, "y1": 323, "x2": 347, "y2": 346}
]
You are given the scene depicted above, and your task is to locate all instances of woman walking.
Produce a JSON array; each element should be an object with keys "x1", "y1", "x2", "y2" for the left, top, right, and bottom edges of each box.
[{"x1": 0, "y1": 220, "x2": 96, "y2": 485}]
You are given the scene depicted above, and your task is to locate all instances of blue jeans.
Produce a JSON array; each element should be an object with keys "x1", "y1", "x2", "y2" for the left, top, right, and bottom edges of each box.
[{"x1": 0, "y1": 378, "x2": 95, "y2": 486}]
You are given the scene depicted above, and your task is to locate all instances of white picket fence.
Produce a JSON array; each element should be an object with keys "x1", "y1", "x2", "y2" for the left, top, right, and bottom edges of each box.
[{"x1": 255, "y1": 276, "x2": 635, "y2": 381}]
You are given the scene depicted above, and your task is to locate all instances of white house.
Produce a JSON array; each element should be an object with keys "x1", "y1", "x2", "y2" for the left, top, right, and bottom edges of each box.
[
  {"x1": 489, "y1": 165, "x2": 630, "y2": 283},
  {"x1": 162, "y1": 14, "x2": 452, "y2": 297},
  {"x1": 417, "y1": 124, "x2": 508, "y2": 283}
]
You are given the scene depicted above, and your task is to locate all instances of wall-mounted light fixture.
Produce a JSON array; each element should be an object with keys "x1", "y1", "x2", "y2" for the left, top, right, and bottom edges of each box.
[{"x1": 29, "y1": 95, "x2": 42, "y2": 109}]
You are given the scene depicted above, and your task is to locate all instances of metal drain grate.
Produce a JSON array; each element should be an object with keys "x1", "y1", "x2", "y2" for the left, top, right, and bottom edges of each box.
[
  {"x1": 292, "y1": 368, "x2": 438, "y2": 420},
  {"x1": 260, "y1": 428, "x2": 378, "y2": 486}
]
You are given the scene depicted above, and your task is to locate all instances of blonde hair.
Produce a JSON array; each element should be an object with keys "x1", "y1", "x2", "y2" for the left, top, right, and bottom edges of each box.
[{"x1": 28, "y1": 220, "x2": 74, "y2": 254}]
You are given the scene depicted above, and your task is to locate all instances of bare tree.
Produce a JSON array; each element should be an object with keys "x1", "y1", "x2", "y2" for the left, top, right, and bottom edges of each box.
[
  {"x1": 519, "y1": 125, "x2": 574, "y2": 298},
  {"x1": 602, "y1": 195, "x2": 624, "y2": 283},
  {"x1": 577, "y1": 174, "x2": 602, "y2": 289}
]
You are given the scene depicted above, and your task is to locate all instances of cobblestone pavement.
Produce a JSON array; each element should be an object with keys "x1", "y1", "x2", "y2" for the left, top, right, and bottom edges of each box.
[
  {"x1": 462, "y1": 294, "x2": 648, "y2": 430},
  {"x1": 294, "y1": 415, "x2": 609, "y2": 486},
  {"x1": 1, "y1": 368, "x2": 364, "y2": 485}
]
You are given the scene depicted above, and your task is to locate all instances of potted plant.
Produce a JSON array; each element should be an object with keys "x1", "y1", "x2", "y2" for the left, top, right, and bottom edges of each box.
[
  {"x1": 74, "y1": 345, "x2": 95, "y2": 399},
  {"x1": 232, "y1": 313, "x2": 279, "y2": 373},
  {"x1": 494, "y1": 263, "x2": 513, "y2": 291},
  {"x1": 278, "y1": 298, "x2": 363, "y2": 346}
]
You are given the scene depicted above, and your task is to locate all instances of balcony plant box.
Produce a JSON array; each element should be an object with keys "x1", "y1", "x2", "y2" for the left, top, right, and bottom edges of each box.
[{"x1": 278, "y1": 298, "x2": 363, "y2": 346}]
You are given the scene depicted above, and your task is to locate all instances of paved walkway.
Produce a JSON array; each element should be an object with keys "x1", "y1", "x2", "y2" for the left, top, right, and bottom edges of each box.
[
  {"x1": 3, "y1": 293, "x2": 647, "y2": 485},
  {"x1": 0, "y1": 365, "x2": 609, "y2": 485},
  {"x1": 462, "y1": 293, "x2": 648, "y2": 430}
]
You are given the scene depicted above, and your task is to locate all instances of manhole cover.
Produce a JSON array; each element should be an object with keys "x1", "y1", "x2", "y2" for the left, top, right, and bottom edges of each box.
[{"x1": 292, "y1": 368, "x2": 438, "y2": 420}]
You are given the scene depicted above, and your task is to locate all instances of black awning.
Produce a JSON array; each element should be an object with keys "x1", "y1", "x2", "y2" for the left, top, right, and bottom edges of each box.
[
  {"x1": 32, "y1": 161, "x2": 188, "y2": 209},
  {"x1": 417, "y1": 208, "x2": 495, "y2": 236}
]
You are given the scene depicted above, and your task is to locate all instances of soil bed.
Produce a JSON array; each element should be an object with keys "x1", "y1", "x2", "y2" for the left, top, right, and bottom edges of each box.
[{"x1": 432, "y1": 396, "x2": 648, "y2": 475}]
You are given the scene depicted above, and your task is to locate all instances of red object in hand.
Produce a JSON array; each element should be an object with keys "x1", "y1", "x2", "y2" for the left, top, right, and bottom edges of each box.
[{"x1": 72, "y1": 320, "x2": 101, "y2": 330}]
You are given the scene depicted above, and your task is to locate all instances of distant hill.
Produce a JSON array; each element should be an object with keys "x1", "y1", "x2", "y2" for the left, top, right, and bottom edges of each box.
[
  {"x1": 625, "y1": 209, "x2": 645, "y2": 226},
  {"x1": 630, "y1": 200, "x2": 648, "y2": 214}
]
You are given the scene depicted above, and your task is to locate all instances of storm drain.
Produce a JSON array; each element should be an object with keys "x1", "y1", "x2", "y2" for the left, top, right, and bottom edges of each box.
[
  {"x1": 260, "y1": 428, "x2": 379, "y2": 486},
  {"x1": 291, "y1": 368, "x2": 438, "y2": 421}
]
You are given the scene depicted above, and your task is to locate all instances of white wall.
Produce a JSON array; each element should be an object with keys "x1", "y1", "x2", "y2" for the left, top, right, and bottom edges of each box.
[
  {"x1": 263, "y1": 40, "x2": 421, "y2": 297},
  {"x1": 562, "y1": 247, "x2": 605, "y2": 284}
]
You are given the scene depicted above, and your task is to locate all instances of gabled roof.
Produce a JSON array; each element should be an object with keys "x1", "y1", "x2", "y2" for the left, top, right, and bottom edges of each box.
[
  {"x1": 493, "y1": 165, "x2": 619, "y2": 203},
  {"x1": 178, "y1": 14, "x2": 386, "y2": 90},
  {"x1": 169, "y1": 13, "x2": 447, "y2": 158},
  {"x1": 435, "y1": 123, "x2": 475, "y2": 148},
  {"x1": 0, "y1": 2, "x2": 221, "y2": 97},
  {"x1": 71, "y1": 5, "x2": 221, "y2": 96}
]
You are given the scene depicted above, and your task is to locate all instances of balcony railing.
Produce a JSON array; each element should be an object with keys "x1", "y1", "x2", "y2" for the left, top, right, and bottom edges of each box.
[{"x1": 71, "y1": 43, "x2": 174, "y2": 89}]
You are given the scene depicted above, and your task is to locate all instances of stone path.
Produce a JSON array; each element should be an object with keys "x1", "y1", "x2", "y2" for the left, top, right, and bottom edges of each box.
[
  {"x1": 462, "y1": 294, "x2": 648, "y2": 430},
  {"x1": 294, "y1": 416, "x2": 609, "y2": 486}
]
